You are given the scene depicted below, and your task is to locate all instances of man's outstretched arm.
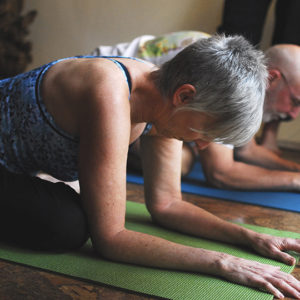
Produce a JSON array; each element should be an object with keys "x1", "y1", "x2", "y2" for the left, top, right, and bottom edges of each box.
[
  {"x1": 235, "y1": 138, "x2": 300, "y2": 172},
  {"x1": 198, "y1": 142, "x2": 300, "y2": 191}
]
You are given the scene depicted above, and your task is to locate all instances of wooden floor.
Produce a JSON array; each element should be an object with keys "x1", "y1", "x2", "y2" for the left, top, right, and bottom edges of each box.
[{"x1": 0, "y1": 149, "x2": 299, "y2": 300}]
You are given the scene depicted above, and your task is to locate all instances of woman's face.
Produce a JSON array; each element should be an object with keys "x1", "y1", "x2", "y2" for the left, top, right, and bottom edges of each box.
[{"x1": 156, "y1": 110, "x2": 215, "y2": 150}]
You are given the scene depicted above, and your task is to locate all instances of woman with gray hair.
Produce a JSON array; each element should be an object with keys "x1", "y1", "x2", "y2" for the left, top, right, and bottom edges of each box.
[{"x1": 0, "y1": 34, "x2": 299, "y2": 299}]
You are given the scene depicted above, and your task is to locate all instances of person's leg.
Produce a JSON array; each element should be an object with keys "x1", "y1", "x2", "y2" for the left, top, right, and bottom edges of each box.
[
  {"x1": 181, "y1": 143, "x2": 197, "y2": 176},
  {"x1": 127, "y1": 139, "x2": 144, "y2": 174},
  {"x1": 272, "y1": 0, "x2": 300, "y2": 45},
  {"x1": 0, "y1": 166, "x2": 89, "y2": 251},
  {"x1": 218, "y1": 0, "x2": 272, "y2": 46},
  {"x1": 127, "y1": 139, "x2": 196, "y2": 177}
]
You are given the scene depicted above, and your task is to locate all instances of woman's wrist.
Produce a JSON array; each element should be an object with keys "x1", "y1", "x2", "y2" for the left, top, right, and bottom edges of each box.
[
  {"x1": 196, "y1": 249, "x2": 230, "y2": 276},
  {"x1": 242, "y1": 228, "x2": 267, "y2": 250},
  {"x1": 232, "y1": 225, "x2": 260, "y2": 247}
]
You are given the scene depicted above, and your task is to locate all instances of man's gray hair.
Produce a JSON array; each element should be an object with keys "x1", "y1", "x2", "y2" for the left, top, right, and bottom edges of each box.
[{"x1": 151, "y1": 34, "x2": 268, "y2": 146}]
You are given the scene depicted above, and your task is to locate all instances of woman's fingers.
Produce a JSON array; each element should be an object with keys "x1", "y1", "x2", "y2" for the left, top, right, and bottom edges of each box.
[
  {"x1": 221, "y1": 256, "x2": 300, "y2": 299},
  {"x1": 254, "y1": 279, "x2": 284, "y2": 299},
  {"x1": 251, "y1": 234, "x2": 300, "y2": 265},
  {"x1": 252, "y1": 271, "x2": 300, "y2": 299},
  {"x1": 282, "y1": 238, "x2": 300, "y2": 253},
  {"x1": 273, "y1": 270, "x2": 300, "y2": 293},
  {"x1": 270, "y1": 273, "x2": 300, "y2": 299},
  {"x1": 268, "y1": 237, "x2": 300, "y2": 265},
  {"x1": 233, "y1": 234, "x2": 300, "y2": 298},
  {"x1": 271, "y1": 248, "x2": 296, "y2": 265},
  {"x1": 261, "y1": 267, "x2": 300, "y2": 298}
]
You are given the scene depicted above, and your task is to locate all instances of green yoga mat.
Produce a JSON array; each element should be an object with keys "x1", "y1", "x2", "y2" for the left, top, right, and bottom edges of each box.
[{"x1": 0, "y1": 201, "x2": 299, "y2": 300}]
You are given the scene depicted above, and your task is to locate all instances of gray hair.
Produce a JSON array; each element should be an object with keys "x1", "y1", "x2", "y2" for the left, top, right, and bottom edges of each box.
[{"x1": 150, "y1": 34, "x2": 268, "y2": 146}]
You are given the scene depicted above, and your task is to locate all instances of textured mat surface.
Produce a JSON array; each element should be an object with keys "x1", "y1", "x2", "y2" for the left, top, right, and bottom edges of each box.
[
  {"x1": 127, "y1": 161, "x2": 300, "y2": 212},
  {"x1": 0, "y1": 201, "x2": 299, "y2": 300}
]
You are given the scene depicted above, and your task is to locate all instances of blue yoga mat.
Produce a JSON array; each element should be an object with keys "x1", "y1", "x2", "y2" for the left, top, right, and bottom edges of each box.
[{"x1": 127, "y1": 162, "x2": 300, "y2": 212}]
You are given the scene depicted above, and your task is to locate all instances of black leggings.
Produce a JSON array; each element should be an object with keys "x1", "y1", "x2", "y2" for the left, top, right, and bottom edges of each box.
[{"x1": 0, "y1": 166, "x2": 89, "y2": 251}]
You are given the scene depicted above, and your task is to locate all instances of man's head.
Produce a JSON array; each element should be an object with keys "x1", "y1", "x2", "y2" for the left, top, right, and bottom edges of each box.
[
  {"x1": 151, "y1": 34, "x2": 268, "y2": 147},
  {"x1": 264, "y1": 45, "x2": 300, "y2": 122}
]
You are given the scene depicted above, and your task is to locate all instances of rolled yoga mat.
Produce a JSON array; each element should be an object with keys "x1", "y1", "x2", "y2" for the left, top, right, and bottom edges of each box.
[
  {"x1": 127, "y1": 161, "x2": 300, "y2": 212},
  {"x1": 0, "y1": 201, "x2": 299, "y2": 300}
]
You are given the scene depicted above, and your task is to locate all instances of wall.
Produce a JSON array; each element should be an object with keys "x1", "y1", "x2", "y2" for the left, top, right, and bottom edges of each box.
[
  {"x1": 24, "y1": 0, "x2": 224, "y2": 68},
  {"x1": 23, "y1": 0, "x2": 298, "y2": 146}
]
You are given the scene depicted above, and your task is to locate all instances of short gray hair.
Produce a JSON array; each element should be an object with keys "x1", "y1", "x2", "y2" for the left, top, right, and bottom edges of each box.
[{"x1": 151, "y1": 34, "x2": 268, "y2": 146}]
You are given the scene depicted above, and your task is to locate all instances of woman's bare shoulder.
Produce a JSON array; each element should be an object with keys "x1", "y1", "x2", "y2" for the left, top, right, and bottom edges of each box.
[{"x1": 41, "y1": 58, "x2": 132, "y2": 136}]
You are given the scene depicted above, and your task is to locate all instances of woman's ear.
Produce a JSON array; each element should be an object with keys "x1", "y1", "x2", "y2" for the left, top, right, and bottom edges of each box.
[{"x1": 172, "y1": 84, "x2": 196, "y2": 107}]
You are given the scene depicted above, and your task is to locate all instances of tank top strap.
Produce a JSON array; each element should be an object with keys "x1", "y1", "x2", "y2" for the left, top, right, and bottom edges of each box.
[
  {"x1": 142, "y1": 123, "x2": 153, "y2": 136},
  {"x1": 104, "y1": 58, "x2": 132, "y2": 96}
]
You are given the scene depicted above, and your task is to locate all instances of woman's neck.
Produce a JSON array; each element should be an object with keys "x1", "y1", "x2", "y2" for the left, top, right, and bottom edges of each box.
[{"x1": 130, "y1": 73, "x2": 170, "y2": 125}]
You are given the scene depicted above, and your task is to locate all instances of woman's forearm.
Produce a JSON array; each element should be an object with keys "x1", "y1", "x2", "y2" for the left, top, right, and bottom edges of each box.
[
  {"x1": 97, "y1": 228, "x2": 223, "y2": 274},
  {"x1": 148, "y1": 199, "x2": 255, "y2": 246}
]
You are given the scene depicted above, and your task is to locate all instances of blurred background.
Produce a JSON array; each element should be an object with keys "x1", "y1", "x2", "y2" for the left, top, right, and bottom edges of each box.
[
  {"x1": 3, "y1": 0, "x2": 299, "y2": 148},
  {"x1": 23, "y1": 0, "x2": 277, "y2": 68}
]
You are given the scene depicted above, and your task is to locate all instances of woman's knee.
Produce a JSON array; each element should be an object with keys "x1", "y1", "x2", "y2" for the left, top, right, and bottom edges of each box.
[
  {"x1": 47, "y1": 182, "x2": 89, "y2": 251},
  {"x1": 0, "y1": 169, "x2": 89, "y2": 251},
  {"x1": 31, "y1": 181, "x2": 89, "y2": 251}
]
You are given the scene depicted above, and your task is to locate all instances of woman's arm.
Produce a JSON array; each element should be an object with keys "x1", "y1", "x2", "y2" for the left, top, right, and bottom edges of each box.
[
  {"x1": 77, "y1": 85, "x2": 300, "y2": 298},
  {"x1": 139, "y1": 135, "x2": 300, "y2": 298}
]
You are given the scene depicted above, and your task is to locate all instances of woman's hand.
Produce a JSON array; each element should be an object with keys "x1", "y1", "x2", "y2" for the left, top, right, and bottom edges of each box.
[
  {"x1": 249, "y1": 233, "x2": 300, "y2": 265},
  {"x1": 218, "y1": 254, "x2": 300, "y2": 299}
]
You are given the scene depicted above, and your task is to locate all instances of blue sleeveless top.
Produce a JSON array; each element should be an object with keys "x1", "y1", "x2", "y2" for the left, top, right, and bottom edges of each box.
[{"x1": 0, "y1": 56, "x2": 152, "y2": 181}]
